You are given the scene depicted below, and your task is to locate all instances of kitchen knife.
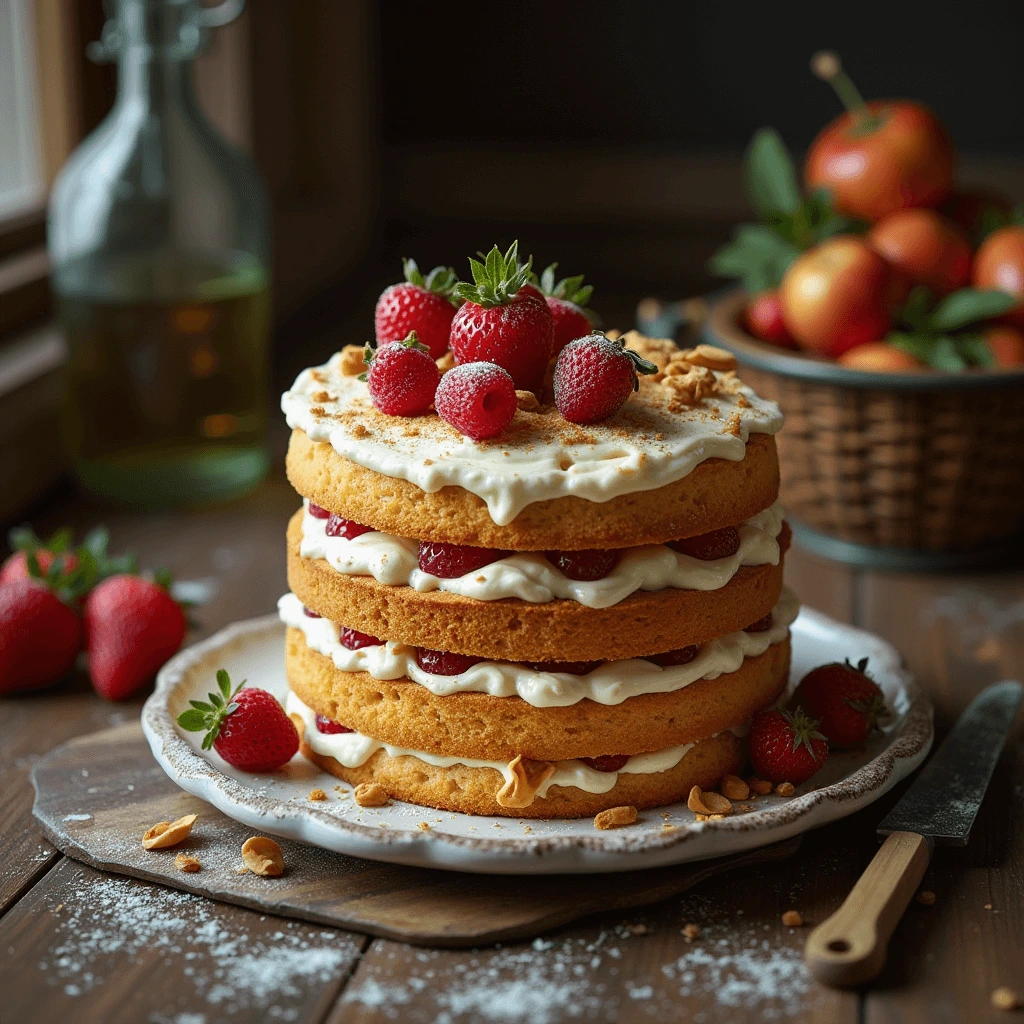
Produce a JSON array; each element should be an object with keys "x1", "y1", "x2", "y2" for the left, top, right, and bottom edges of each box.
[{"x1": 805, "y1": 679, "x2": 1023, "y2": 988}]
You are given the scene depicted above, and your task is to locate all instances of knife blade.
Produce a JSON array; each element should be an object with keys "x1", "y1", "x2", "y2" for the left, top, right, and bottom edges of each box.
[
  {"x1": 877, "y1": 679, "x2": 1023, "y2": 846},
  {"x1": 806, "y1": 679, "x2": 1022, "y2": 988}
]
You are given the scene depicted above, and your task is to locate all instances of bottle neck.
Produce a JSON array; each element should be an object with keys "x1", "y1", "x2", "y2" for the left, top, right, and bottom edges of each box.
[{"x1": 116, "y1": 46, "x2": 195, "y2": 109}]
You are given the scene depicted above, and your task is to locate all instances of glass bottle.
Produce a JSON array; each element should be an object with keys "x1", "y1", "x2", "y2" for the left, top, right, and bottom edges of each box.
[{"x1": 48, "y1": 0, "x2": 271, "y2": 506}]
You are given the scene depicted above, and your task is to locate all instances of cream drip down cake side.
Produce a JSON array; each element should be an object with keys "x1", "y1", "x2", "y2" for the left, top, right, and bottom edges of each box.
[{"x1": 277, "y1": 309, "x2": 797, "y2": 818}]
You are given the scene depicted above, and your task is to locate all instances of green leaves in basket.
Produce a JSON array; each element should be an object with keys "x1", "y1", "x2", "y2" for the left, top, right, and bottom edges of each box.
[
  {"x1": 710, "y1": 128, "x2": 866, "y2": 292},
  {"x1": 886, "y1": 286, "x2": 1013, "y2": 371}
]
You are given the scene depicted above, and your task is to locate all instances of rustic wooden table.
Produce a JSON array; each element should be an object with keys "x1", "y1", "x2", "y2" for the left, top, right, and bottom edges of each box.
[{"x1": 1, "y1": 472, "x2": 1021, "y2": 1024}]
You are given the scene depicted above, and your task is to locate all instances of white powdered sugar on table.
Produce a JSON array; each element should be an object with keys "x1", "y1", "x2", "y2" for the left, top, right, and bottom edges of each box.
[{"x1": 36, "y1": 872, "x2": 359, "y2": 1019}]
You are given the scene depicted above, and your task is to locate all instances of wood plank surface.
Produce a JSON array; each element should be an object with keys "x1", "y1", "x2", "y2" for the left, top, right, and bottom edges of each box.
[
  {"x1": 32, "y1": 722, "x2": 802, "y2": 947},
  {"x1": 331, "y1": 814, "x2": 866, "y2": 1024},
  {"x1": 0, "y1": 857, "x2": 366, "y2": 1024}
]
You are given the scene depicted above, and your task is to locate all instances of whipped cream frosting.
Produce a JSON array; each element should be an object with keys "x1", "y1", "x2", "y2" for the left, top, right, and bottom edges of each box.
[
  {"x1": 282, "y1": 350, "x2": 784, "y2": 525},
  {"x1": 278, "y1": 586, "x2": 799, "y2": 708},
  {"x1": 299, "y1": 499, "x2": 785, "y2": 608},
  {"x1": 288, "y1": 690, "x2": 716, "y2": 798}
]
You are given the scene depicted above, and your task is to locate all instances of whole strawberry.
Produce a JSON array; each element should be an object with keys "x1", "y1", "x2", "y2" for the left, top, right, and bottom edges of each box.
[
  {"x1": 0, "y1": 527, "x2": 78, "y2": 585},
  {"x1": 793, "y1": 658, "x2": 889, "y2": 748},
  {"x1": 177, "y1": 669, "x2": 299, "y2": 772},
  {"x1": 534, "y1": 263, "x2": 598, "y2": 354},
  {"x1": 435, "y1": 361, "x2": 517, "y2": 440},
  {"x1": 363, "y1": 332, "x2": 440, "y2": 417},
  {"x1": 450, "y1": 241, "x2": 554, "y2": 391},
  {"x1": 748, "y1": 707, "x2": 829, "y2": 786},
  {"x1": 0, "y1": 578, "x2": 82, "y2": 694},
  {"x1": 84, "y1": 573, "x2": 187, "y2": 700},
  {"x1": 374, "y1": 259, "x2": 460, "y2": 359},
  {"x1": 553, "y1": 333, "x2": 658, "y2": 424}
]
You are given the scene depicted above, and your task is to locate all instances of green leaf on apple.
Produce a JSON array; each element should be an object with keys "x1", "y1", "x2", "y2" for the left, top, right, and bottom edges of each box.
[
  {"x1": 927, "y1": 288, "x2": 1016, "y2": 332},
  {"x1": 708, "y1": 224, "x2": 801, "y2": 293},
  {"x1": 745, "y1": 128, "x2": 803, "y2": 220}
]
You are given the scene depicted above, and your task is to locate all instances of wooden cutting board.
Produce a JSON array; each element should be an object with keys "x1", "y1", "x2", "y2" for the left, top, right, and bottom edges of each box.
[{"x1": 31, "y1": 724, "x2": 801, "y2": 948}]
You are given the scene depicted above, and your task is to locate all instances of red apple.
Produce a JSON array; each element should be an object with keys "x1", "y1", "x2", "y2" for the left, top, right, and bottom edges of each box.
[
  {"x1": 744, "y1": 291, "x2": 799, "y2": 349},
  {"x1": 972, "y1": 226, "x2": 1024, "y2": 327},
  {"x1": 837, "y1": 342, "x2": 924, "y2": 372},
  {"x1": 780, "y1": 236, "x2": 905, "y2": 357},
  {"x1": 805, "y1": 53, "x2": 955, "y2": 221},
  {"x1": 983, "y1": 325, "x2": 1024, "y2": 368},
  {"x1": 868, "y1": 209, "x2": 971, "y2": 295}
]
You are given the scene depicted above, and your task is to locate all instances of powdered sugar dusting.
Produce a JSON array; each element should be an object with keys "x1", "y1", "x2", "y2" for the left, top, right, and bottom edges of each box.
[{"x1": 37, "y1": 868, "x2": 360, "y2": 1018}]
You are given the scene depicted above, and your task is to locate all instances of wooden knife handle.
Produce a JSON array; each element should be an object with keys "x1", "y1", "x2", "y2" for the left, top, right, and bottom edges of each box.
[{"x1": 804, "y1": 831, "x2": 932, "y2": 988}]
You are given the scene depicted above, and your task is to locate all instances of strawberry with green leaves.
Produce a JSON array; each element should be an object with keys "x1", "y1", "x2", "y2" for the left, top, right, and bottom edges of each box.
[
  {"x1": 450, "y1": 241, "x2": 554, "y2": 391},
  {"x1": 748, "y1": 706, "x2": 829, "y2": 785},
  {"x1": 177, "y1": 669, "x2": 299, "y2": 772},
  {"x1": 84, "y1": 568, "x2": 188, "y2": 701},
  {"x1": 793, "y1": 657, "x2": 889, "y2": 748},
  {"x1": 533, "y1": 263, "x2": 599, "y2": 354},
  {"x1": 375, "y1": 259, "x2": 460, "y2": 359}
]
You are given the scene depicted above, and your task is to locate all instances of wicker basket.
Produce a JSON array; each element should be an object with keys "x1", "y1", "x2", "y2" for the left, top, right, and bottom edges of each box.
[{"x1": 702, "y1": 290, "x2": 1024, "y2": 560}]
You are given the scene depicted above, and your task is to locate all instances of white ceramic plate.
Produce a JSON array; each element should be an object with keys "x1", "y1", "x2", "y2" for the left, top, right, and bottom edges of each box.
[{"x1": 142, "y1": 610, "x2": 933, "y2": 874}]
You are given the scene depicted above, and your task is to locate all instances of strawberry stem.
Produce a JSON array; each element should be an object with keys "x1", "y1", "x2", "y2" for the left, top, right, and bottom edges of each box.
[{"x1": 176, "y1": 669, "x2": 245, "y2": 750}]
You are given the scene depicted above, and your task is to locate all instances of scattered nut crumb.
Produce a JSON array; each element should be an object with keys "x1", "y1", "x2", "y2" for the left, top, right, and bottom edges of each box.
[
  {"x1": 748, "y1": 776, "x2": 773, "y2": 795},
  {"x1": 627, "y1": 923, "x2": 648, "y2": 935},
  {"x1": 436, "y1": 351, "x2": 456, "y2": 374},
  {"x1": 523, "y1": 825, "x2": 533, "y2": 834},
  {"x1": 720, "y1": 774, "x2": 750, "y2": 801},
  {"x1": 687, "y1": 786, "x2": 733, "y2": 816},
  {"x1": 351, "y1": 423, "x2": 370, "y2": 438},
  {"x1": 241, "y1": 836, "x2": 284, "y2": 877},
  {"x1": 782, "y1": 910, "x2": 804, "y2": 927},
  {"x1": 340, "y1": 345, "x2": 367, "y2": 375},
  {"x1": 417, "y1": 822, "x2": 431, "y2": 831},
  {"x1": 738, "y1": 803, "x2": 756, "y2": 812},
  {"x1": 142, "y1": 813, "x2": 198, "y2": 850},
  {"x1": 774, "y1": 782, "x2": 796, "y2": 797},
  {"x1": 985, "y1": 903, "x2": 993, "y2": 910},
  {"x1": 594, "y1": 805, "x2": 638, "y2": 830},
  {"x1": 916, "y1": 890, "x2": 936, "y2": 906},
  {"x1": 308, "y1": 788, "x2": 328, "y2": 802},
  {"x1": 175, "y1": 853, "x2": 201, "y2": 873},
  {"x1": 515, "y1": 390, "x2": 540, "y2": 412},
  {"x1": 682, "y1": 923, "x2": 701, "y2": 941},
  {"x1": 236, "y1": 866, "x2": 249, "y2": 875},
  {"x1": 661, "y1": 823, "x2": 678, "y2": 833},
  {"x1": 992, "y1": 988, "x2": 1020, "y2": 1011},
  {"x1": 354, "y1": 783, "x2": 389, "y2": 807}
]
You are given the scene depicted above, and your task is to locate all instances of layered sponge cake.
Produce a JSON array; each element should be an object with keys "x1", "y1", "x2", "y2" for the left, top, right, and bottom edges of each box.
[{"x1": 279, "y1": 329, "x2": 793, "y2": 818}]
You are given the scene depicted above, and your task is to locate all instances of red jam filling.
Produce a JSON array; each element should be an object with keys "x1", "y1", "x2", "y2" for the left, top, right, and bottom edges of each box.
[
  {"x1": 315, "y1": 714, "x2": 353, "y2": 735},
  {"x1": 418, "y1": 541, "x2": 507, "y2": 578},
  {"x1": 415, "y1": 647, "x2": 483, "y2": 675},
  {"x1": 579, "y1": 753, "x2": 630, "y2": 772},
  {"x1": 669, "y1": 526, "x2": 741, "y2": 561},
  {"x1": 325, "y1": 514, "x2": 374, "y2": 540},
  {"x1": 744, "y1": 613, "x2": 773, "y2": 633},
  {"x1": 544, "y1": 549, "x2": 620, "y2": 581},
  {"x1": 647, "y1": 645, "x2": 698, "y2": 667},
  {"x1": 340, "y1": 626, "x2": 382, "y2": 650}
]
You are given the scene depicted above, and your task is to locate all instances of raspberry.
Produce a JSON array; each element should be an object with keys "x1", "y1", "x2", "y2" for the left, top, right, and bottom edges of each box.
[
  {"x1": 315, "y1": 714, "x2": 353, "y2": 735},
  {"x1": 545, "y1": 549, "x2": 619, "y2": 581},
  {"x1": 745, "y1": 613, "x2": 773, "y2": 633},
  {"x1": 302, "y1": 606, "x2": 322, "y2": 619},
  {"x1": 364, "y1": 333, "x2": 440, "y2": 416},
  {"x1": 528, "y1": 660, "x2": 601, "y2": 675},
  {"x1": 579, "y1": 753, "x2": 629, "y2": 773},
  {"x1": 340, "y1": 626, "x2": 382, "y2": 650},
  {"x1": 553, "y1": 333, "x2": 657, "y2": 424},
  {"x1": 669, "y1": 527, "x2": 741, "y2": 560},
  {"x1": 325, "y1": 514, "x2": 373, "y2": 540},
  {"x1": 435, "y1": 361, "x2": 517, "y2": 440},
  {"x1": 416, "y1": 647, "x2": 482, "y2": 675},
  {"x1": 647, "y1": 645, "x2": 699, "y2": 667},
  {"x1": 307, "y1": 503, "x2": 331, "y2": 519},
  {"x1": 418, "y1": 541, "x2": 506, "y2": 578}
]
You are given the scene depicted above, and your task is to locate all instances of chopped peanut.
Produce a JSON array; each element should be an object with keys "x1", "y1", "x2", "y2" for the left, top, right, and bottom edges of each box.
[
  {"x1": 774, "y1": 782, "x2": 796, "y2": 797},
  {"x1": 720, "y1": 774, "x2": 750, "y2": 801},
  {"x1": 307, "y1": 788, "x2": 328, "y2": 802},
  {"x1": 782, "y1": 910, "x2": 803, "y2": 927},
  {"x1": 354, "y1": 782, "x2": 390, "y2": 807},
  {"x1": 682, "y1": 923, "x2": 701, "y2": 941},
  {"x1": 142, "y1": 813, "x2": 197, "y2": 850},
  {"x1": 748, "y1": 777, "x2": 773, "y2": 796},
  {"x1": 241, "y1": 836, "x2": 284, "y2": 877},
  {"x1": 992, "y1": 988, "x2": 1020, "y2": 1011},
  {"x1": 175, "y1": 853, "x2": 201, "y2": 873},
  {"x1": 687, "y1": 786, "x2": 733, "y2": 816},
  {"x1": 594, "y1": 805, "x2": 638, "y2": 830}
]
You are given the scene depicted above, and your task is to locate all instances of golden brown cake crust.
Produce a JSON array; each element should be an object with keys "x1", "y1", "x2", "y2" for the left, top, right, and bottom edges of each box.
[
  {"x1": 287, "y1": 513, "x2": 790, "y2": 660},
  {"x1": 296, "y1": 723, "x2": 744, "y2": 819},
  {"x1": 285, "y1": 427, "x2": 779, "y2": 550},
  {"x1": 287, "y1": 627, "x2": 789, "y2": 761}
]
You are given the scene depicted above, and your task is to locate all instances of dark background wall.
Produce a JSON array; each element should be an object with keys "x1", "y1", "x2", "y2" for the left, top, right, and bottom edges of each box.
[{"x1": 379, "y1": 2, "x2": 1024, "y2": 155}]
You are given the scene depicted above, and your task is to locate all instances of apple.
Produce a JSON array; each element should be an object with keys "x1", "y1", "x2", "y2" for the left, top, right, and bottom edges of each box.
[
  {"x1": 972, "y1": 226, "x2": 1024, "y2": 327},
  {"x1": 868, "y1": 209, "x2": 971, "y2": 294},
  {"x1": 837, "y1": 342, "x2": 924, "y2": 372},
  {"x1": 744, "y1": 291, "x2": 799, "y2": 349},
  {"x1": 983, "y1": 325, "x2": 1024, "y2": 368},
  {"x1": 780, "y1": 236, "x2": 905, "y2": 357},
  {"x1": 805, "y1": 53, "x2": 955, "y2": 221}
]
